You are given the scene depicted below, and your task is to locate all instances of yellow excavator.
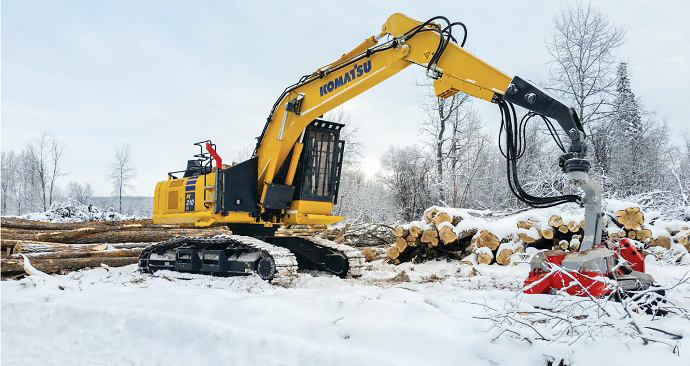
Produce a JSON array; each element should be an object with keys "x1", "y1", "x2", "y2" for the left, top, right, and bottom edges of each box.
[{"x1": 140, "y1": 13, "x2": 627, "y2": 286}]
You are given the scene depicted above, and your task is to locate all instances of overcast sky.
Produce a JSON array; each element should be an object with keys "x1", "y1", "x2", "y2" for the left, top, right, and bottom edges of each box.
[{"x1": 2, "y1": 0, "x2": 688, "y2": 196}]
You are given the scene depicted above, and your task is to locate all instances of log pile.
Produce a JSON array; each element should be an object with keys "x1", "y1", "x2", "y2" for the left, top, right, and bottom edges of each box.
[
  {"x1": 385, "y1": 204, "x2": 690, "y2": 266},
  {"x1": 276, "y1": 222, "x2": 395, "y2": 248},
  {"x1": 1, "y1": 217, "x2": 231, "y2": 277}
]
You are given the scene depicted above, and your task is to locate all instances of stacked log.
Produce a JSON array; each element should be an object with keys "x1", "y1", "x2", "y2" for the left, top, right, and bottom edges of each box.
[
  {"x1": 290, "y1": 222, "x2": 395, "y2": 247},
  {"x1": 1, "y1": 218, "x2": 231, "y2": 277},
  {"x1": 386, "y1": 208, "x2": 481, "y2": 264},
  {"x1": 384, "y1": 202, "x2": 690, "y2": 267}
]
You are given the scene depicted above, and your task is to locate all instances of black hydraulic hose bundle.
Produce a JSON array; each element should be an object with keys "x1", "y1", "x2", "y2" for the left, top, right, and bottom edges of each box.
[{"x1": 497, "y1": 100, "x2": 580, "y2": 208}]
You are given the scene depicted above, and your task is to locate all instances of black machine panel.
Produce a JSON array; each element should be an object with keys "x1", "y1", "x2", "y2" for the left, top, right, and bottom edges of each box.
[
  {"x1": 264, "y1": 184, "x2": 296, "y2": 210},
  {"x1": 216, "y1": 157, "x2": 259, "y2": 216}
]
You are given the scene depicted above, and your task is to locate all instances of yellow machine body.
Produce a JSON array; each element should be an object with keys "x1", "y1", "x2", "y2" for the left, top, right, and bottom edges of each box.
[{"x1": 153, "y1": 13, "x2": 512, "y2": 229}]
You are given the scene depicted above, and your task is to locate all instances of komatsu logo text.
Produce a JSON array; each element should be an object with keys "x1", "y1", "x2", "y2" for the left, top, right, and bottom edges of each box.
[{"x1": 319, "y1": 60, "x2": 372, "y2": 97}]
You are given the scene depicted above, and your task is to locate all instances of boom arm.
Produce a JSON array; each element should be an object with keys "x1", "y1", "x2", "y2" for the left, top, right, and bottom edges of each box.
[{"x1": 254, "y1": 13, "x2": 602, "y2": 249}]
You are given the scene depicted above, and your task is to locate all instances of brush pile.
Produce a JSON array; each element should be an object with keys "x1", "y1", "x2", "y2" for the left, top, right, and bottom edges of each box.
[{"x1": 386, "y1": 202, "x2": 690, "y2": 266}]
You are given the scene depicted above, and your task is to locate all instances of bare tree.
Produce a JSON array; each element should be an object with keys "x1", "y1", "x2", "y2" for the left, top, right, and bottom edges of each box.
[
  {"x1": 325, "y1": 107, "x2": 363, "y2": 167},
  {"x1": 546, "y1": 1, "x2": 626, "y2": 174},
  {"x1": 546, "y1": 1, "x2": 626, "y2": 125},
  {"x1": 27, "y1": 133, "x2": 64, "y2": 211},
  {"x1": 419, "y1": 92, "x2": 471, "y2": 203},
  {"x1": 48, "y1": 138, "x2": 65, "y2": 207},
  {"x1": 67, "y1": 181, "x2": 94, "y2": 205},
  {"x1": 108, "y1": 144, "x2": 136, "y2": 212},
  {"x1": 29, "y1": 134, "x2": 50, "y2": 211}
]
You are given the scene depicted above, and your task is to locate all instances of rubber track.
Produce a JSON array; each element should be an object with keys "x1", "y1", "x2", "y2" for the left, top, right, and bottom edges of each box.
[
  {"x1": 302, "y1": 236, "x2": 366, "y2": 277},
  {"x1": 138, "y1": 235, "x2": 299, "y2": 281}
]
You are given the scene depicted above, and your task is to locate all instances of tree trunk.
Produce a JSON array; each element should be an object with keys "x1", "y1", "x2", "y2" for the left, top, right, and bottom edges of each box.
[
  {"x1": 0, "y1": 217, "x2": 162, "y2": 230},
  {"x1": 1, "y1": 256, "x2": 139, "y2": 275},
  {"x1": 11, "y1": 248, "x2": 143, "y2": 260},
  {"x1": 2, "y1": 228, "x2": 230, "y2": 244},
  {"x1": 9, "y1": 241, "x2": 151, "y2": 254}
]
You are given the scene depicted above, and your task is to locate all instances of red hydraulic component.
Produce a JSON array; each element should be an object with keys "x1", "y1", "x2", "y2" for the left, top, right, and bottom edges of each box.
[
  {"x1": 523, "y1": 249, "x2": 615, "y2": 298},
  {"x1": 613, "y1": 238, "x2": 645, "y2": 273},
  {"x1": 205, "y1": 142, "x2": 223, "y2": 169}
]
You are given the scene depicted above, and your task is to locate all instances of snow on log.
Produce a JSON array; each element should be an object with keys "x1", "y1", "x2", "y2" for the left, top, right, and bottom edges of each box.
[
  {"x1": 460, "y1": 253, "x2": 477, "y2": 266},
  {"x1": 10, "y1": 248, "x2": 143, "y2": 260},
  {"x1": 10, "y1": 241, "x2": 151, "y2": 254},
  {"x1": 438, "y1": 224, "x2": 458, "y2": 245},
  {"x1": 649, "y1": 236, "x2": 672, "y2": 250},
  {"x1": 569, "y1": 235, "x2": 581, "y2": 252},
  {"x1": 408, "y1": 225, "x2": 422, "y2": 238},
  {"x1": 548, "y1": 215, "x2": 563, "y2": 228},
  {"x1": 432, "y1": 212, "x2": 453, "y2": 227},
  {"x1": 2, "y1": 227, "x2": 231, "y2": 244},
  {"x1": 0, "y1": 217, "x2": 168, "y2": 230},
  {"x1": 1, "y1": 257, "x2": 140, "y2": 275},
  {"x1": 474, "y1": 246, "x2": 494, "y2": 265},
  {"x1": 517, "y1": 227, "x2": 541, "y2": 244},
  {"x1": 495, "y1": 243, "x2": 514, "y2": 266},
  {"x1": 557, "y1": 240, "x2": 569, "y2": 251},
  {"x1": 423, "y1": 207, "x2": 439, "y2": 224},
  {"x1": 475, "y1": 230, "x2": 500, "y2": 251}
]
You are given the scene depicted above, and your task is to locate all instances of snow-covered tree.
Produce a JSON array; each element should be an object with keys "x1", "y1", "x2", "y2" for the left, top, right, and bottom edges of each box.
[
  {"x1": 603, "y1": 64, "x2": 672, "y2": 197},
  {"x1": 1, "y1": 151, "x2": 16, "y2": 214},
  {"x1": 67, "y1": 181, "x2": 94, "y2": 205},
  {"x1": 378, "y1": 145, "x2": 432, "y2": 221},
  {"x1": 613, "y1": 63, "x2": 642, "y2": 137}
]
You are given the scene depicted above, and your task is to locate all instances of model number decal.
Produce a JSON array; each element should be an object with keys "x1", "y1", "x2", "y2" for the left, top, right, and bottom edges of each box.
[{"x1": 185, "y1": 192, "x2": 195, "y2": 211}]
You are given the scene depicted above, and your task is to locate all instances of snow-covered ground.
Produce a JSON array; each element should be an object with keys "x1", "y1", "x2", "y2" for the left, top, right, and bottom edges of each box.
[{"x1": 2, "y1": 260, "x2": 689, "y2": 366}]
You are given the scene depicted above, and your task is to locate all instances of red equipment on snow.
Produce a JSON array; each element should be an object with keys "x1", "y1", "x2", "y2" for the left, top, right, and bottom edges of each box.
[{"x1": 523, "y1": 238, "x2": 654, "y2": 298}]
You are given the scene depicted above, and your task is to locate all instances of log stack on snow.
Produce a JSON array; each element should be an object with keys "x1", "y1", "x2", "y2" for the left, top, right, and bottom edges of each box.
[
  {"x1": 276, "y1": 222, "x2": 395, "y2": 248},
  {"x1": 0, "y1": 217, "x2": 231, "y2": 277},
  {"x1": 385, "y1": 202, "x2": 690, "y2": 266}
]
